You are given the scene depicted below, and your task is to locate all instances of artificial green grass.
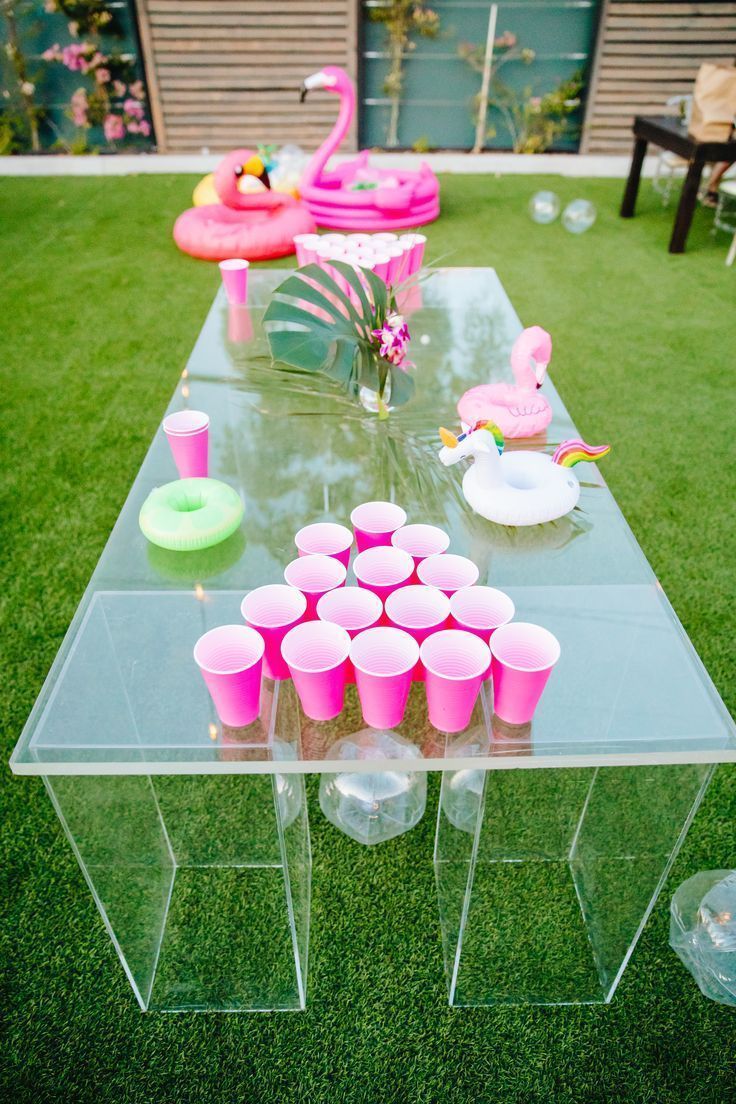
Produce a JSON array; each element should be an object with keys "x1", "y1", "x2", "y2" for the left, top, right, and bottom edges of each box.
[{"x1": 2, "y1": 173, "x2": 735, "y2": 1102}]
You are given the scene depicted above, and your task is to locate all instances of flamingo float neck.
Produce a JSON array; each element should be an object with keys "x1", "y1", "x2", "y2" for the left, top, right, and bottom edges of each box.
[
  {"x1": 509, "y1": 325, "x2": 552, "y2": 392},
  {"x1": 300, "y1": 68, "x2": 356, "y2": 189}
]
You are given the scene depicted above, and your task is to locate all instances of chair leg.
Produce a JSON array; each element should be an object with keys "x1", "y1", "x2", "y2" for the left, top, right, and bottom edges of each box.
[{"x1": 726, "y1": 233, "x2": 736, "y2": 267}]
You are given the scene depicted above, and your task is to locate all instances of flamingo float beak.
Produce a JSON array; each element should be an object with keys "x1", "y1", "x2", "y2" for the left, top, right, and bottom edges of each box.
[{"x1": 236, "y1": 155, "x2": 271, "y2": 189}]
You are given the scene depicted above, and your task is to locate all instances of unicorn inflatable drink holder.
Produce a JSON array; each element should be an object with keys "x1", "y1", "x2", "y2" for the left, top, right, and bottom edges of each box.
[
  {"x1": 457, "y1": 326, "x2": 553, "y2": 439},
  {"x1": 438, "y1": 421, "x2": 610, "y2": 527},
  {"x1": 299, "y1": 66, "x2": 440, "y2": 231}
]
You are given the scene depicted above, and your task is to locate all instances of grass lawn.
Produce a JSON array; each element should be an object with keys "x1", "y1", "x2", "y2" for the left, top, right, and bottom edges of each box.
[{"x1": 1, "y1": 172, "x2": 735, "y2": 1103}]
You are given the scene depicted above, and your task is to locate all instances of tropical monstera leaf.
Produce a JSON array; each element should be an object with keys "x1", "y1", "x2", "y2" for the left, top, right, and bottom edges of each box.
[{"x1": 263, "y1": 262, "x2": 415, "y2": 407}]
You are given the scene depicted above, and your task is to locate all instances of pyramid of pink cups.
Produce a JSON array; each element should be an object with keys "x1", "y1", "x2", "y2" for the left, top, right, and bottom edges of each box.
[
  {"x1": 293, "y1": 232, "x2": 426, "y2": 286},
  {"x1": 194, "y1": 500, "x2": 561, "y2": 736}
]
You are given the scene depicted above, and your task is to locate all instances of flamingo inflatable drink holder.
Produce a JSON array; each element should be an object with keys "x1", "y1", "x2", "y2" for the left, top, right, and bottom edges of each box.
[
  {"x1": 299, "y1": 67, "x2": 440, "y2": 231},
  {"x1": 457, "y1": 326, "x2": 553, "y2": 439},
  {"x1": 438, "y1": 421, "x2": 610, "y2": 527}
]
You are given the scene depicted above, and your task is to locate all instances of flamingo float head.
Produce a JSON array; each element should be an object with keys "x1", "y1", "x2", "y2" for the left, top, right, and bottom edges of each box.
[
  {"x1": 438, "y1": 421, "x2": 505, "y2": 467},
  {"x1": 214, "y1": 149, "x2": 272, "y2": 209},
  {"x1": 510, "y1": 325, "x2": 553, "y2": 392},
  {"x1": 300, "y1": 66, "x2": 353, "y2": 101}
]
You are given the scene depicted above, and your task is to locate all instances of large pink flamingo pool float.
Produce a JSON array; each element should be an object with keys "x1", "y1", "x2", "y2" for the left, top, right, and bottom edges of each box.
[
  {"x1": 457, "y1": 326, "x2": 554, "y2": 439},
  {"x1": 173, "y1": 150, "x2": 316, "y2": 262},
  {"x1": 299, "y1": 66, "x2": 440, "y2": 231}
]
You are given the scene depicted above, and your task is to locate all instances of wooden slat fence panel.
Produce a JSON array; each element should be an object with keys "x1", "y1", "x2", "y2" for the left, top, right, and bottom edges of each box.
[
  {"x1": 582, "y1": 0, "x2": 736, "y2": 152},
  {"x1": 137, "y1": 0, "x2": 356, "y2": 153}
]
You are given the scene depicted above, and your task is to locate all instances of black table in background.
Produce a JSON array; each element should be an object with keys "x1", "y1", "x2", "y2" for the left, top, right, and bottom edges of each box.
[{"x1": 620, "y1": 115, "x2": 736, "y2": 253}]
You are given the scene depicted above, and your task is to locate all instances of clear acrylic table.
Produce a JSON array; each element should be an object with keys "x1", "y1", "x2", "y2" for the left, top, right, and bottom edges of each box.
[{"x1": 10, "y1": 270, "x2": 736, "y2": 1011}]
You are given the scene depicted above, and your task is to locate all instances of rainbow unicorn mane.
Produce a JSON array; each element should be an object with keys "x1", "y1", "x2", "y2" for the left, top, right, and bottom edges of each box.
[
  {"x1": 552, "y1": 438, "x2": 610, "y2": 468},
  {"x1": 473, "y1": 420, "x2": 505, "y2": 456}
]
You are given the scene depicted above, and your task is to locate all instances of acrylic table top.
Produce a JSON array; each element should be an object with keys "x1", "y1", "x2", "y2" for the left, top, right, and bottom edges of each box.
[{"x1": 10, "y1": 269, "x2": 735, "y2": 775}]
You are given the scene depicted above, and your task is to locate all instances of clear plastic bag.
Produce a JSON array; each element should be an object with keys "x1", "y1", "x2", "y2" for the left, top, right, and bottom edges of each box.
[{"x1": 670, "y1": 870, "x2": 736, "y2": 1006}]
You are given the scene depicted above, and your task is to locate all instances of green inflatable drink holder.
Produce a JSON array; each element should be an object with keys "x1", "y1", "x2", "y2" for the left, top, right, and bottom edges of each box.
[{"x1": 139, "y1": 478, "x2": 244, "y2": 552}]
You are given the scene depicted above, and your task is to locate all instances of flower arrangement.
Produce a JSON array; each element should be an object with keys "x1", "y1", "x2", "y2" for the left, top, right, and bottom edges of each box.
[
  {"x1": 458, "y1": 32, "x2": 582, "y2": 154},
  {"x1": 1, "y1": 0, "x2": 44, "y2": 152},
  {"x1": 369, "y1": 0, "x2": 440, "y2": 148},
  {"x1": 264, "y1": 262, "x2": 415, "y2": 416}
]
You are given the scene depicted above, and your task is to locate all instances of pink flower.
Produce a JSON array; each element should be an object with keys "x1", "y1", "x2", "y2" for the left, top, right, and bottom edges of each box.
[
  {"x1": 42, "y1": 44, "x2": 61, "y2": 61},
  {"x1": 113, "y1": 80, "x2": 126, "y2": 97},
  {"x1": 123, "y1": 97, "x2": 144, "y2": 120},
  {"x1": 128, "y1": 79, "x2": 144, "y2": 100},
  {"x1": 103, "y1": 113, "x2": 125, "y2": 142},
  {"x1": 90, "y1": 51, "x2": 107, "y2": 68},
  {"x1": 95, "y1": 67, "x2": 110, "y2": 84},
  {"x1": 372, "y1": 312, "x2": 411, "y2": 366},
  {"x1": 139, "y1": 120, "x2": 151, "y2": 137},
  {"x1": 61, "y1": 43, "x2": 90, "y2": 71},
  {"x1": 70, "y1": 87, "x2": 88, "y2": 127},
  {"x1": 126, "y1": 120, "x2": 140, "y2": 134}
]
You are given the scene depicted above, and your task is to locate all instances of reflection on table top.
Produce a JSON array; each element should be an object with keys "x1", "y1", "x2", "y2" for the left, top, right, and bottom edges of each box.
[{"x1": 10, "y1": 270, "x2": 736, "y2": 775}]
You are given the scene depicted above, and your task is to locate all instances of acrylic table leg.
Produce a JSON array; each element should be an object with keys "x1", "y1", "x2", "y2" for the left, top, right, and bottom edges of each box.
[
  {"x1": 669, "y1": 155, "x2": 706, "y2": 253},
  {"x1": 621, "y1": 137, "x2": 648, "y2": 218},
  {"x1": 434, "y1": 764, "x2": 713, "y2": 1007},
  {"x1": 45, "y1": 772, "x2": 311, "y2": 1011}
]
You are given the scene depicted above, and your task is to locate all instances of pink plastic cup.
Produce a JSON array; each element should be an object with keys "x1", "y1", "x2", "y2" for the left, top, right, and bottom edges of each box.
[
  {"x1": 219, "y1": 258, "x2": 249, "y2": 305},
  {"x1": 350, "y1": 500, "x2": 408, "y2": 552},
  {"x1": 373, "y1": 232, "x2": 399, "y2": 245},
  {"x1": 316, "y1": 586, "x2": 383, "y2": 683},
  {"x1": 163, "y1": 410, "x2": 209, "y2": 478},
  {"x1": 280, "y1": 620, "x2": 351, "y2": 721},
  {"x1": 293, "y1": 233, "x2": 321, "y2": 266},
  {"x1": 399, "y1": 233, "x2": 427, "y2": 274},
  {"x1": 350, "y1": 626, "x2": 419, "y2": 729},
  {"x1": 347, "y1": 233, "x2": 374, "y2": 249},
  {"x1": 295, "y1": 522, "x2": 353, "y2": 568},
  {"x1": 490, "y1": 622, "x2": 561, "y2": 725},
  {"x1": 420, "y1": 629, "x2": 490, "y2": 733},
  {"x1": 241, "y1": 584, "x2": 307, "y2": 681},
  {"x1": 391, "y1": 524, "x2": 450, "y2": 579},
  {"x1": 416, "y1": 553, "x2": 479, "y2": 597},
  {"x1": 353, "y1": 545, "x2": 414, "y2": 603},
  {"x1": 193, "y1": 624, "x2": 264, "y2": 728},
  {"x1": 384, "y1": 585, "x2": 450, "y2": 680},
  {"x1": 449, "y1": 586, "x2": 515, "y2": 641},
  {"x1": 284, "y1": 554, "x2": 347, "y2": 618}
]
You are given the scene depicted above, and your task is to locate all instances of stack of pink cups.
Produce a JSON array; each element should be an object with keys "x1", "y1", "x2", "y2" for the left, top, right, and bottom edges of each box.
[
  {"x1": 294, "y1": 231, "x2": 427, "y2": 287},
  {"x1": 193, "y1": 498, "x2": 561, "y2": 736}
]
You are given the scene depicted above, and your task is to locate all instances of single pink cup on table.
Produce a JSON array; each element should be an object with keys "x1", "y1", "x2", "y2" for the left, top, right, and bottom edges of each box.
[
  {"x1": 350, "y1": 626, "x2": 419, "y2": 729},
  {"x1": 284, "y1": 554, "x2": 346, "y2": 618},
  {"x1": 353, "y1": 545, "x2": 414, "y2": 604},
  {"x1": 219, "y1": 258, "x2": 249, "y2": 305},
  {"x1": 416, "y1": 553, "x2": 479, "y2": 597},
  {"x1": 316, "y1": 586, "x2": 383, "y2": 683},
  {"x1": 384, "y1": 585, "x2": 450, "y2": 679},
  {"x1": 420, "y1": 629, "x2": 490, "y2": 734},
  {"x1": 490, "y1": 622, "x2": 561, "y2": 725},
  {"x1": 450, "y1": 586, "x2": 515, "y2": 679},
  {"x1": 295, "y1": 522, "x2": 353, "y2": 568},
  {"x1": 163, "y1": 409, "x2": 209, "y2": 478},
  {"x1": 391, "y1": 523, "x2": 450, "y2": 580},
  {"x1": 241, "y1": 584, "x2": 307, "y2": 681},
  {"x1": 194, "y1": 624, "x2": 265, "y2": 728},
  {"x1": 280, "y1": 620, "x2": 351, "y2": 721},
  {"x1": 350, "y1": 500, "x2": 407, "y2": 553}
]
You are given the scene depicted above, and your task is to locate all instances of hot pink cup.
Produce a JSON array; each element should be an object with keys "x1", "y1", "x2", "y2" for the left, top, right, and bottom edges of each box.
[
  {"x1": 420, "y1": 629, "x2": 490, "y2": 733},
  {"x1": 219, "y1": 258, "x2": 249, "y2": 305},
  {"x1": 350, "y1": 626, "x2": 419, "y2": 729},
  {"x1": 490, "y1": 622, "x2": 561, "y2": 725},
  {"x1": 384, "y1": 585, "x2": 450, "y2": 679},
  {"x1": 284, "y1": 554, "x2": 347, "y2": 618},
  {"x1": 316, "y1": 586, "x2": 383, "y2": 683},
  {"x1": 163, "y1": 410, "x2": 209, "y2": 478},
  {"x1": 398, "y1": 233, "x2": 427, "y2": 274},
  {"x1": 391, "y1": 524, "x2": 450, "y2": 579},
  {"x1": 293, "y1": 233, "x2": 321, "y2": 266},
  {"x1": 193, "y1": 624, "x2": 264, "y2": 727},
  {"x1": 294, "y1": 522, "x2": 353, "y2": 569},
  {"x1": 350, "y1": 501, "x2": 407, "y2": 552},
  {"x1": 241, "y1": 584, "x2": 307, "y2": 681},
  {"x1": 281, "y1": 620, "x2": 351, "y2": 721},
  {"x1": 416, "y1": 553, "x2": 479, "y2": 597},
  {"x1": 449, "y1": 586, "x2": 515, "y2": 641},
  {"x1": 353, "y1": 545, "x2": 414, "y2": 603}
]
